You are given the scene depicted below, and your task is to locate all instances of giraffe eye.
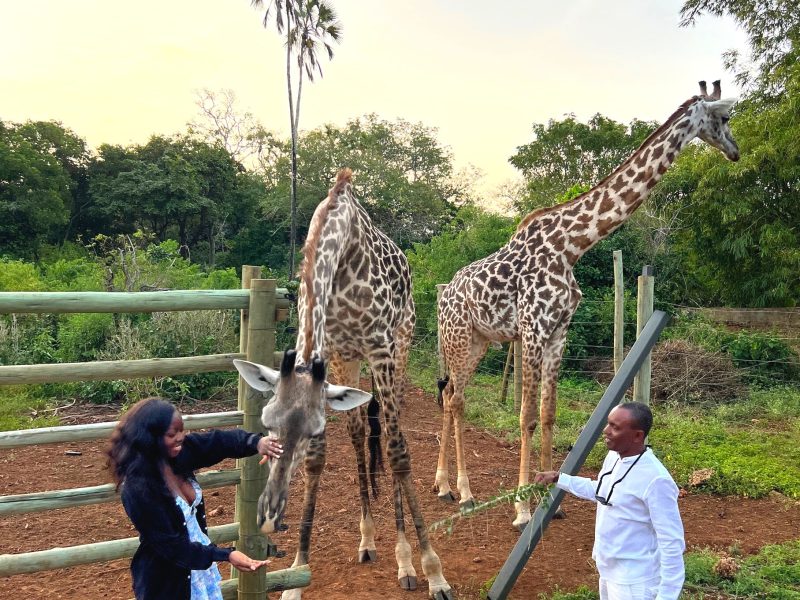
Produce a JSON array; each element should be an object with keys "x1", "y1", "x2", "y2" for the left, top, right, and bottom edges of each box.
[{"x1": 721, "y1": 115, "x2": 730, "y2": 124}]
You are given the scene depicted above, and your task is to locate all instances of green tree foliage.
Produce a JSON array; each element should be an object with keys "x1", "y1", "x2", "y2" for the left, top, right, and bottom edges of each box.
[
  {"x1": 0, "y1": 120, "x2": 88, "y2": 258},
  {"x1": 261, "y1": 115, "x2": 466, "y2": 259},
  {"x1": 509, "y1": 114, "x2": 657, "y2": 213},
  {"x1": 680, "y1": 0, "x2": 800, "y2": 98},
  {"x1": 86, "y1": 136, "x2": 264, "y2": 266}
]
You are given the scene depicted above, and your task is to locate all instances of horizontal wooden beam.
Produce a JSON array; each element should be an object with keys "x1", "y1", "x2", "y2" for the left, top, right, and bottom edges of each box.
[
  {"x1": 0, "y1": 523, "x2": 239, "y2": 576},
  {"x1": 0, "y1": 353, "x2": 245, "y2": 386},
  {"x1": 0, "y1": 469, "x2": 241, "y2": 516},
  {"x1": 0, "y1": 411, "x2": 244, "y2": 449},
  {"x1": 219, "y1": 566, "x2": 311, "y2": 599},
  {"x1": 0, "y1": 351, "x2": 286, "y2": 387},
  {"x1": 0, "y1": 289, "x2": 293, "y2": 314}
]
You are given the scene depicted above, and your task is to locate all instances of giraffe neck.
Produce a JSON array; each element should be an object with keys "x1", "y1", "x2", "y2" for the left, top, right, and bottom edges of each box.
[
  {"x1": 521, "y1": 97, "x2": 703, "y2": 265},
  {"x1": 295, "y1": 188, "x2": 355, "y2": 363}
]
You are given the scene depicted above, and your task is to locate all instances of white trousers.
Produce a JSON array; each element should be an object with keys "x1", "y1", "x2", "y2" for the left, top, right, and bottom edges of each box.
[{"x1": 599, "y1": 576, "x2": 659, "y2": 600}]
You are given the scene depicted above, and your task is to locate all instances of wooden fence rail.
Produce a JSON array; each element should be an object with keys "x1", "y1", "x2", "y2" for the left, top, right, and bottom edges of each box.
[{"x1": 0, "y1": 276, "x2": 304, "y2": 598}]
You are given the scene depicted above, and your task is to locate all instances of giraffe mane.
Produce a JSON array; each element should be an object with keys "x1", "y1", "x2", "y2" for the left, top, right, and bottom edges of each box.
[
  {"x1": 514, "y1": 95, "x2": 700, "y2": 234},
  {"x1": 299, "y1": 168, "x2": 354, "y2": 362}
]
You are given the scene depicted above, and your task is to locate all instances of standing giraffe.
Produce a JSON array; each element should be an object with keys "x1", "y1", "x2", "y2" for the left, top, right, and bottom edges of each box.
[
  {"x1": 234, "y1": 169, "x2": 451, "y2": 600},
  {"x1": 435, "y1": 81, "x2": 740, "y2": 529}
]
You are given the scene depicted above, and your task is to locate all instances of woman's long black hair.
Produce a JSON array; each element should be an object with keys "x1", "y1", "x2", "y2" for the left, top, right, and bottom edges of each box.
[{"x1": 106, "y1": 398, "x2": 177, "y2": 490}]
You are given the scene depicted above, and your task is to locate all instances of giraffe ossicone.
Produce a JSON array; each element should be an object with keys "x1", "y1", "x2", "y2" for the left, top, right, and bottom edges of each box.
[
  {"x1": 235, "y1": 169, "x2": 452, "y2": 600},
  {"x1": 435, "y1": 81, "x2": 739, "y2": 530}
]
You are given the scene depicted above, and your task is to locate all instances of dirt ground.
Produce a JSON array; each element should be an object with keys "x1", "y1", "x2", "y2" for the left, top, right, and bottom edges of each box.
[{"x1": 2, "y1": 385, "x2": 800, "y2": 600}]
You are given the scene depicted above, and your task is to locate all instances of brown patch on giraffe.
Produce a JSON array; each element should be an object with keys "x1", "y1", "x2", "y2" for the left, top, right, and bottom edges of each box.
[{"x1": 299, "y1": 168, "x2": 353, "y2": 362}]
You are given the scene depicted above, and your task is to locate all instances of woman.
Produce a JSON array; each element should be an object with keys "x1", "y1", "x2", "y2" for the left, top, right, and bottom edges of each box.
[{"x1": 107, "y1": 397, "x2": 283, "y2": 600}]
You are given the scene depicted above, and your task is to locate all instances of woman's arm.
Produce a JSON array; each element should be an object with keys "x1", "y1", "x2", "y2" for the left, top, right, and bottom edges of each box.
[{"x1": 122, "y1": 482, "x2": 231, "y2": 570}]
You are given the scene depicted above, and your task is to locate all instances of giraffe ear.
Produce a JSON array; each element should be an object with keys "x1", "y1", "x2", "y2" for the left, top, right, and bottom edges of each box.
[
  {"x1": 325, "y1": 384, "x2": 373, "y2": 411},
  {"x1": 233, "y1": 359, "x2": 280, "y2": 392},
  {"x1": 706, "y1": 98, "x2": 737, "y2": 115}
]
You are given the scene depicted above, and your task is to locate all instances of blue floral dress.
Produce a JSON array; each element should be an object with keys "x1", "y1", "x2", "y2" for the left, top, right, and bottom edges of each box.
[{"x1": 175, "y1": 480, "x2": 223, "y2": 600}]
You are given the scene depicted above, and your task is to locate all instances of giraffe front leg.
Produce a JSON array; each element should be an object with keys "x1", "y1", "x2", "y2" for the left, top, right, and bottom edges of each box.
[
  {"x1": 513, "y1": 335, "x2": 542, "y2": 531},
  {"x1": 281, "y1": 434, "x2": 326, "y2": 600},
  {"x1": 353, "y1": 404, "x2": 377, "y2": 563},
  {"x1": 451, "y1": 386, "x2": 475, "y2": 510},
  {"x1": 397, "y1": 470, "x2": 452, "y2": 600},
  {"x1": 393, "y1": 475, "x2": 417, "y2": 590}
]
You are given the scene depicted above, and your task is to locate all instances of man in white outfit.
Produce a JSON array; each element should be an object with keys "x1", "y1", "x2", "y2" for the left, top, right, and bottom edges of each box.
[{"x1": 534, "y1": 402, "x2": 685, "y2": 600}]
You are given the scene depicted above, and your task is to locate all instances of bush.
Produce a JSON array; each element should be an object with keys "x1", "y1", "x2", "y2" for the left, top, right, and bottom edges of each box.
[{"x1": 56, "y1": 313, "x2": 114, "y2": 362}]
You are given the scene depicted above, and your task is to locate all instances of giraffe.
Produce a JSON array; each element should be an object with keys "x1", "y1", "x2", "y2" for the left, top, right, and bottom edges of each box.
[
  {"x1": 234, "y1": 169, "x2": 452, "y2": 600},
  {"x1": 435, "y1": 81, "x2": 740, "y2": 529}
]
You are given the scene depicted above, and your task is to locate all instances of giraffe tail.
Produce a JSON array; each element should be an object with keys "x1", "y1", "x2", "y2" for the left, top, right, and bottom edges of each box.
[
  {"x1": 436, "y1": 376, "x2": 450, "y2": 409},
  {"x1": 367, "y1": 394, "x2": 384, "y2": 499}
]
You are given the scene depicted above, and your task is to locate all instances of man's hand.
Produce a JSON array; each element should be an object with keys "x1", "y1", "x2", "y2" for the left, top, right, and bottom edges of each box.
[{"x1": 533, "y1": 471, "x2": 559, "y2": 485}]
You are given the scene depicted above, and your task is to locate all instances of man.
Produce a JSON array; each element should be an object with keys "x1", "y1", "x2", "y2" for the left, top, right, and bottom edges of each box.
[{"x1": 534, "y1": 402, "x2": 685, "y2": 600}]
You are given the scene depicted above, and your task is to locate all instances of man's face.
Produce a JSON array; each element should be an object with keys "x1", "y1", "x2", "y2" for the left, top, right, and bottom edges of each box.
[{"x1": 603, "y1": 407, "x2": 644, "y2": 457}]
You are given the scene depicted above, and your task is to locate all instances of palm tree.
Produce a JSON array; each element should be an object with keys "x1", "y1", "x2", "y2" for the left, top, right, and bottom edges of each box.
[{"x1": 251, "y1": 0, "x2": 342, "y2": 276}]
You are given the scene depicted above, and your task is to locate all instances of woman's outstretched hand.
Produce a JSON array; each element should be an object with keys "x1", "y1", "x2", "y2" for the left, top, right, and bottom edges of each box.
[
  {"x1": 257, "y1": 436, "x2": 283, "y2": 464},
  {"x1": 229, "y1": 550, "x2": 270, "y2": 571}
]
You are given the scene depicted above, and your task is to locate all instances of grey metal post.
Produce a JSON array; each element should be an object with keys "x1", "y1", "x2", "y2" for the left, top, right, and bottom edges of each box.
[{"x1": 487, "y1": 310, "x2": 671, "y2": 600}]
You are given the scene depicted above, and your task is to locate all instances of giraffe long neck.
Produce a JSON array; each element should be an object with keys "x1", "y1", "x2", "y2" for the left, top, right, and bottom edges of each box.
[
  {"x1": 546, "y1": 98, "x2": 702, "y2": 265},
  {"x1": 295, "y1": 181, "x2": 355, "y2": 363}
]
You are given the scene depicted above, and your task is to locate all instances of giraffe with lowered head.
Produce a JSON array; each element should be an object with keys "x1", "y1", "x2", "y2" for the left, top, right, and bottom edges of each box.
[
  {"x1": 435, "y1": 81, "x2": 740, "y2": 529},
  {"x1": 234, "y1": 169, "x2": 451, "y2": 600}
]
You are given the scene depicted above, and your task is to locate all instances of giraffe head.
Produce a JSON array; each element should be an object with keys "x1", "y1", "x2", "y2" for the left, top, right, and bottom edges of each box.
[
  {"x1": 693, "y1": 79, "x2": 740, "y2": 161},
  {"x1": 234, "y1": 351, "x2": 372, "y2": 533}
]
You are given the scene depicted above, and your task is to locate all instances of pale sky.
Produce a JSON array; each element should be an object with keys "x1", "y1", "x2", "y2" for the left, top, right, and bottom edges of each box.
[{"x1": 1, "y1": 0, "x2": 747, "y2": 197}]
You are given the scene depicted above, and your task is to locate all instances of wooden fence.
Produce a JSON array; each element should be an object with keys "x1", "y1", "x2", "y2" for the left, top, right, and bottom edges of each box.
[{"x1": 0, "y1": 266, "x2": 310, "y2": 599}]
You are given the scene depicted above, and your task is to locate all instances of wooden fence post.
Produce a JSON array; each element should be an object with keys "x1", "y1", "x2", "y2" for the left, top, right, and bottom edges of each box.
[
  {"x1": 632, "y1": 266, "x2": 654, "y2": 405},
  {"x1": 236, "y1": 277, "x2": 275, "y2": 600},
  {"x1": 613, "y1": 251, "x2": 624, "y2": 374},
  {"x1": 513, "y1": 341, "x2": 523, "y2": 413},
  {"x1": 436, "y1": 284, "x2": 447, "y2": 381}
]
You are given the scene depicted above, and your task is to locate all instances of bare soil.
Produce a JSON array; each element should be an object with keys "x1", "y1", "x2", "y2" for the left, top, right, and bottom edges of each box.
[{"x1": 2, "y1": 385, "x2": 799, "y2": 599}]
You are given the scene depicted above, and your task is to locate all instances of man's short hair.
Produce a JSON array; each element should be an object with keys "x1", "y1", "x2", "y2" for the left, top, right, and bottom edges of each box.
[{"x1": 619, "y1": 402, "x2": 653, "y2": 436}]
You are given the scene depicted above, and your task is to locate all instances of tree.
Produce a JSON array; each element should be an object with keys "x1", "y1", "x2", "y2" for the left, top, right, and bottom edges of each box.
[
  {"x1": 680, "y1": 0, "x2": 800, "y2": 98},
  {"x1": 258, "y1": 115, "x2": 467, "y2": 255},
  {"x1": 251, "y1": 0, "x2": 342, "y2": 276},
  {"x1": 87, "y1": 136, "x2": 263, "y2": 266},
  {"x1": 509, "y1": 114, "x2": 656, "y2": 213},
  {"x1": 0, "y1": 120, "x2": 78, "y2": 258}
]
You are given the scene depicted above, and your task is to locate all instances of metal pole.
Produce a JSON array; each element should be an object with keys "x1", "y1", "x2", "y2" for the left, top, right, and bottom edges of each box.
[{"x1": 487, "y1": 310, "x2": 671, "y2": 600}]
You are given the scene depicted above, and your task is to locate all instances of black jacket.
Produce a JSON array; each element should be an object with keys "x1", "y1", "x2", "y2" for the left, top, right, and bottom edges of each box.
[{"x1": 121, "y1": 428, "x2": 262, "y2": 600}]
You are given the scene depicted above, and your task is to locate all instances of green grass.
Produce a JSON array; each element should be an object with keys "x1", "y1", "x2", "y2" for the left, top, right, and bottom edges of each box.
[
  {"x1": 534, "y1": 541, "x2": 800, "y2": 599},
  {"x1": 0, "y1": 386, "x2": 60, "y2": 431},
  {"x1": 409, "y1": 349, "x2": 800, "y2": 498}
]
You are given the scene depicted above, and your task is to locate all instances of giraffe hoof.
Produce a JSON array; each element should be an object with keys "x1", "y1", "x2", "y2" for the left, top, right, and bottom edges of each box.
[
  {"x1": 431, "y1": 589, "x2": 454, "y2": 600},
  {"x1": 399, "y1": 575, "x2": 417, "y2": 591},
  {"x1": 459, "y1": 498, "x2": 476, "y2": 512},
  {"x1": 437, "y1": 491, "x2": 457, "y2": 503},
  {"x1": 358, "y1": 549, "x2": 377, "y2": 563}
]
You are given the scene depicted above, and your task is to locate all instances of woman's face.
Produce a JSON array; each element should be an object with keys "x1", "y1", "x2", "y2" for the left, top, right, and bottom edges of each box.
[{"x1": 162, "y1": 411, "x2": 185, "y2": 459}]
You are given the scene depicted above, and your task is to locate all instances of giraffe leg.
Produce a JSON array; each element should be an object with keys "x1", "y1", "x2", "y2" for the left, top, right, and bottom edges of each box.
[
  {"x1": 330, "y1": 356, "x2": 378, "y2": 563},
  {"x1": 372, "y1": 351, "x2": 452, "y2": 599},
  {"x1": 514, "y1": 329, "x2": 543, "y2": 530},
  {"x1": 451, "y1": 338, "x2": 489, "y2": 510},
  {"x1": 280, "y1": 433, "x2": 326, "y2": 600},
  {"x1": 433, "y1": 378, "x2": 456, "y2": 502}
]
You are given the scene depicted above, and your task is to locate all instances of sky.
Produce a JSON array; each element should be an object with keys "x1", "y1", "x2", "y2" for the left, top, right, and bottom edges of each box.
[{"x1": 1, "y1": 0, "x2": 748, "y2": 198}]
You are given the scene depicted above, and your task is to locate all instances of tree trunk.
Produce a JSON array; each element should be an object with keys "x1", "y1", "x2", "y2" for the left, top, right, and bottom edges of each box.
[{"x1": 286, "y1": 2, "x2": 298, "y2": 278}]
